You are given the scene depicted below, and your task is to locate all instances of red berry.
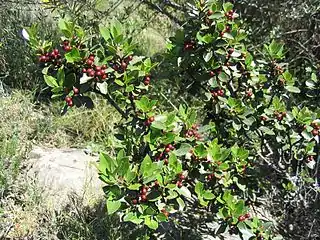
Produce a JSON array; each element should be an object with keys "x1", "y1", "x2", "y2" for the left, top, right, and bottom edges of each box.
[
  {"x1": 73, "y1": 87, "x2": 79, "y2": 95},
  {"x1": 89, "y1": 71, "x2": 95, "y2": 77},
  {"x1": 63, "y1": 40, "x2": 69, "y2": 45},
  {"x1": 277, "y1": 114, "x2": 283, "y2": 121},
  {"x1": 101, "y1": 64, "x2": 107, "y2": 70},
  {"x1": 209, "y1": 71, "x2": 215, "y2": 77},
  {"x1": 176, "y1": 181, "x2": 183, "y2": 188},
  {"x1": 312, "y1": 129, "x2": 319, "y2": 136},
  {"x1": 132, "y1": 199, "x2": 138, "y2": 204},
  {"x1": 141, "y1": 188, "x2": 148, "y2": 194},
  {"x1": 246, "y1": 91, "x2": 253, "y2": 97},
  {"x1": 67, "y1": 100, "x2": 73, "y2": 107},
  {"x1": 244, "y1": 213, "x2": 250, "y2": 219},
  {"x1": 39, "y1": 55, "x2": 46, "y2": 62},
  {"x1": 154, "y1": 180, "x2": 159, "y2": 187},
  {"x1": 128, "y1": 55, "x2": 133, "y2": 61},
  {"x1": 82, "y1": 68, "x2": 87, "y2": 73},
  {"x1": 121, "y1": 62, "x2": 127, "y2": 69},
  {"x1": 141, "y1": 195, "x2": 147, "y2": 201},
  {"x1": 65, "y1": 96, "x2": 72, "y2": 103},
  {"x1": 149, "y1": 116, "x2": 155, "y2": 122},
  {"x1": 102, "y1": 74, "x2": 107, "y2": 79},
  {"x1": 238, "y1": 215, "x2": 246, "y2": 222},
  {"x1": 89, "y1": 55, "x2": 95, "y2": 61},
  {"x1": 144, "y1": 76, "x2": 151, "y2": 82},
  {"x1": 87, "y1": 59, "x2": 93, "y2": 65},
  {"x1": 260, "y1": 116, "x2": 267, "y2": 121},
  {"x1": 95, "y1": 71, "x2": 102, "y2": 76},
  {"x1": 164, "y1": 159, "x2": 169, "y2": 165},
  {"x1": 179, "y1": 174, "x2": 185, "y2": 180},
  {"x1": 64, "y1": 45, "x2": 72, "y2": 52},
  {"x1": 144, "y1": 80, "x2": 150, "y2": 86},
  {"x1": 95, "y1": 66, "x2": 101, "y2": 71},
  {"x1": 53, "y1": 49, "x2": 59, "y2": 55},
  {"x1": 228, "y1": 48, "x2": 234, "y2": 54},
  {"x1": 207, "y1": 174, "x2": 213, "y2": 180},
  {"x1": 207, "y1": 10, "x2": 213, "y2": 16},
  {"x1": 165, "y1": 147, "x2": 171, "y2": 153}
]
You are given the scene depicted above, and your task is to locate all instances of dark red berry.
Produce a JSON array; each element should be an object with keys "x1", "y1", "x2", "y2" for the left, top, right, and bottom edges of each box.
[
  {"x1": 207, "y1": 10, "x2": 213, "y2": 16},
  {"x1": 165, "y1": 148, "x2": 171, "y2": 153},
  {"x1": 149, "y1": 116, "x2": 155, "y2": 122},
  {"x1": 128, "y1": 55, "x2": 133, "y2": 61},
  {"x1": 176, "y1": 181, "x2": 183, "y2": 188},
  {"x1": 39, "y1": 55, "x2": 46, "y2": 62},
  {"x1": 65, "y1": 96, "x2": 72, "y2": 103},
  {"x1": 164, "y1": 159, "x2": 169, "y2": 165},
  {"x1": 312, "y1": 129, "x2": 319, "y2": 136},
  {"x1": 89, "y1": 55, "x2": 95, "y2": 61},
  {"x1": 132, "y1": 199, "x2": 138, "y2": 204},
  {"x1": 209, "y1": 71, "x2": 215, "y2": 77},
  {"x1": 82, "y1": 68, "x2": 87, "y2": 73},
  {"x1": 67, "y1": 100, "x2": 73, "y2": 107},
  {"x1": 141, "y1": 195, "x2": 147, "y2": 201},
  {"x1": 73, "y1": 87, "x2": 79, "y2": 95},
  {"x1": 87, "y1": 59, "x2": 93, "y2": 65},
  {"x1": 102, "y1": 74, "x2": 107, "y2": 79},
  {"x1": 101, "y1": 64, "x2": 107, "y2": 69},
  {"x1": 238, "y1": 215, "x2": 246, "y2": 222},
  {"x1": 244, "y1": 213, "x2": 250, "y2": 219},
  {"x1": 179, "y1": 174, "x2": 185, "y2": 180},
  {"x1": 121, "y1": 62, "x2": 127, "y2": 69},
  {"x1": 95, "y1": 66, "x2": 101, "y2": 71}
]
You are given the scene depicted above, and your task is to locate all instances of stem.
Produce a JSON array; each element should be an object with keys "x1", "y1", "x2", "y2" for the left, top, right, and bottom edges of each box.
[{"x1": 93, "y1": 88, "x2": 128, "y2": 119}]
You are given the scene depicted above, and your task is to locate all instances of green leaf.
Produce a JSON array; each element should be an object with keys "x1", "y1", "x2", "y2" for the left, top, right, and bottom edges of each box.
[
  {"x1": 176, "y1": 186, "x2": 192, "y2": 199},
  {"x1": 65, "y1": 48, "x2": 82, "y2": 63},
  {"x1": 144, "y1": 216, "x2": 159, "y2": 230},
  {"x1": 99, "y1": 152, "x2": 117, "y2": 174},
  {"x1": 123, "y1": 212, "x2": 143, "y2": 224},
  {"x1": 169, "y1": 153, "x2": 182, "y2": 174},
  {"x1": 44, "y1": 75, "x2": 58, "y2": 88},
  {"x1": 203, "y1": 51, "x2": 213, "y2": 62},
  {"x1": 128, "y1": 183, "x2": 141, "y2": 190},
  {"x1": 99, "y1": 26, "x2": 110, "y2": 41},
  {"x1": 106, "y1": 199, "x2": 121, "y2": 215},
  {"x1": 195, "y1": 182, "x2": 204, "y2": 196},
  {"x1": 57, "y1": 67, "x2": 65, "y2": 86},
  {"x1": 174, "y1": 143, "x2": 192, "y2": 157},
  {"x1": 223, "y1": 2, "x2": 234, "y2": 12},
  {"x1": 203, "y1": 191, "x2": 215, "y2": 200},
  {"x1": 218, "y1": 72, "x2": 229, "y2": 82},
  {"x1": 58, "y1": 19, "x2": 73, "y2": 37},
  {"x1": 176, "y1": 197, "x2": 185, "y2": 211},
  {"x1": 285, "y1": 86, "x2": 301, "y2": 93}
]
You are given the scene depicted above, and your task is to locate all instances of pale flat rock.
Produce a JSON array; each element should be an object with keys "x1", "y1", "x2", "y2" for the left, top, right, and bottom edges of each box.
[{"x1": 27, "y1": 146, "x2": 104, "y2": 207}]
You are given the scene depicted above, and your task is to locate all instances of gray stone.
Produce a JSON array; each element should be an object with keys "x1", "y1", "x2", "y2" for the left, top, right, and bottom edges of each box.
[{"x1": 27, "y1": 146, "x2": 104, "y2": 207}]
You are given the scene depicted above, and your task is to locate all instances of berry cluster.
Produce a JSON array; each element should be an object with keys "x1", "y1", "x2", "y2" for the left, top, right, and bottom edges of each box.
[
  {"x1": 274, "y1": 111, "x2": 286, "y2": 121},
  {"x1": 154, "y1": 144, "x2": 175, "y2": 165},
  {"x1": 185, "y1": 124, "x2": 202, "y2": 140},
  {"x1": 225, "y1": 10, "x2": 234, "y2": 20},
  {"x1": 82, "y1": 55, "x2": 108, "y2": 81},
  {"x1": 176, "y1": 173, "x2": 185, "y2": 188},
  {"x1": 306, "y1": 155, "x2": 315, "y2": 163},
  {"x1": 238, "y1": 213, "x2": 250, "y2": 222},
  {"x1": 38, "y1": 48, "x2": 61, "y2": 65},
  {"x1": 62, "y1": 40, "x2": 72, "y2": 52},
  {"x1": 211, "y1": 88, "x2": 225, "y2": 98},
  {"x1": 111, "y1": 55, "x2": 133, "y2": 74},
  {"x1": 64, "y1": 87, "x2": 80, "y2": 107},
  {"x1": 144, "y1": 116, "x2": 155, "y2": 126}
]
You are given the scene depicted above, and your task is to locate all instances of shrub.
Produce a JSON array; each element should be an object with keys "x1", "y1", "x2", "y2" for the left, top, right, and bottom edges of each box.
[{"x1": 27, "y1": 0, "x2": 319, "y2": 239}]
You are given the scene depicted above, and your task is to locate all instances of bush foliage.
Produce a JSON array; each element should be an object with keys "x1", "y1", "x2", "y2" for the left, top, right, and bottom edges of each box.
[{"x1": 23, "y1": 0, "x2": 320, "y2": 239}]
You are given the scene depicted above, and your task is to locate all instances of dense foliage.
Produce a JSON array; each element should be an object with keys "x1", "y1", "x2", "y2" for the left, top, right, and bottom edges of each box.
[{"x1": 25, "y1": 0, "x2": 319, "y2": 239}]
